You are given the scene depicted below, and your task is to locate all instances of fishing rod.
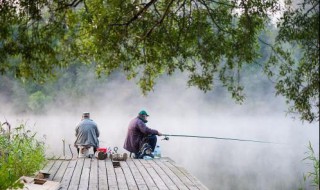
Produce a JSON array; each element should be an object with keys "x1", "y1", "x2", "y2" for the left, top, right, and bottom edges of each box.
[{"x1": 162, "y1": 134, "x2": 281, "y2": 144}]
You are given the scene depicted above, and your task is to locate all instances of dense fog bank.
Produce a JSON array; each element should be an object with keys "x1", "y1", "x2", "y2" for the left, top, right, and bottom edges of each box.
[{"x1": 1, "y1": 72, "x2": 318, "y2": 190}]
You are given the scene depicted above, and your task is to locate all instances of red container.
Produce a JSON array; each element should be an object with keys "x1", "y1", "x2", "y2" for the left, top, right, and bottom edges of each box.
[{"x1": 97, "y1": 147, "x2": 107, "y2": 153}]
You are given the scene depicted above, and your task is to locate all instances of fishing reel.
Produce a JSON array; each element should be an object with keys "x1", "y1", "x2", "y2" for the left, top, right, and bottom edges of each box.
[{"x1": 162, "y1": 136, "x2": 169, "y2": 141}]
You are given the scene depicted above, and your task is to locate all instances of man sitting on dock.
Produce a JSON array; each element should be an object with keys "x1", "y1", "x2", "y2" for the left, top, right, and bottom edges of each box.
[
  {"x1": 74, "y1": 112, "x2": 100, "y2": 155},
  {"x1": 123, "y1": 110, "x2": 162, "y2": 159}
]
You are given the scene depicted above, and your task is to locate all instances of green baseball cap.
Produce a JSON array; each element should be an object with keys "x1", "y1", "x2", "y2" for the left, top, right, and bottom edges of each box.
[{"x1": 139, "y1": 110, "x2": 149, "y2": 116}]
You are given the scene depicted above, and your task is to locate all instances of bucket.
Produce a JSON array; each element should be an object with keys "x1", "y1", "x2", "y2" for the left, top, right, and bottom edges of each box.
[
  {"x1": 97, "y1": 147, "x2": 107, "y2": 153},
  {"x1": 78, "y1": 146, "x2": 89, "y2": 158},
  {"x1": 95, "y1": 151, "x2": 108, "y2": 160}
]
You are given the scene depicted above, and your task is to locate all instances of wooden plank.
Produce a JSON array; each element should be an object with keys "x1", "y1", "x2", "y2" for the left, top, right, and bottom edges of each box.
[
  {"x1": 78, "y1": 158, "x2": 91, "y2": 190},
  {"x1": 98, "y1": 159, "x2": 109, "y2": 190},
  {"x1": 174, "y1": 165, "x2": 209, "y2": 190},
  {"x1": 140, "y1": 159, "x2": 168, "y2": 190},
  {"x1": 147, "y1": 159, "x2": 179, "y2": 190},
  {"x1": 18, "y1": 176, "x2": 60, "y2": 190},
  {"x1": 126, "y1": 159, "x2": 148, "y2": 190},
  {"x1": 132, "y1": 159, "x2": 158, "y2": 190},
  {"x1": 105, "y1": 159, "x2": 118, "y2": 190},
  {"x1": 48, "y1": 160, "x2": 62, "y2": 180},
  {"x1": 114, "y1": 166, "x2": 129, "y2": 190},
  {"x1": 52, "y1": 160, "x2": 70, "y2": 182},
  {"x1": 42, "y1": 160, "x2": 55, "y2": 173},
  {"x1": 88, "y1": 158, "x2": 98, "y2": 190},
  {"x1": 153, "y1": 159, "x2": 189, "y2": 190},
  {"x1": 58, "y1": 159, "x2": 77, "y2": 190},
  {"x1": 162, "y1": 159, "x2": 199, "y2": 190},
  {"x1": 68, "y1": 158, "x2": 85, "y2": 190},
  {"x1": 120, "y1": 161, "x2": 139, "y2": 190},
  {"x1": 46, "y1": 157, "x2": 208, "y2": 190}
]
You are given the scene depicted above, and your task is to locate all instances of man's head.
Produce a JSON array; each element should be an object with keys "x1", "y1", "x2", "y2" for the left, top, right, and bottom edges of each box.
[
  {"x1": 138, "y1": 110, "x2": 149, "y2": 122},
  {"x1": 138, "y1": 110, "x2": 149, "y2": 117},
  {"x1": 82, "y1": 112, "x2": 90, "y2": 119}
]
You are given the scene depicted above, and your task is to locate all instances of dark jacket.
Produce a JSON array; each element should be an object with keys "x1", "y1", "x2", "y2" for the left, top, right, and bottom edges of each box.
[{"x1": 123, "y1": 117, "x2": 159, "y2": 153}]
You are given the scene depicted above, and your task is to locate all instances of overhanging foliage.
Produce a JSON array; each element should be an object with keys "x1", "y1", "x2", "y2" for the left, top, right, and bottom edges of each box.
[{"x1": 0, "y1": 0, "x2": 318, "y2": 122}]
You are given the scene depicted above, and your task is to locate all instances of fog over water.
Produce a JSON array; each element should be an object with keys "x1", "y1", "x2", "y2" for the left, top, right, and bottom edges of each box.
[{"x1": 1, "y1": 72, "x2": 319, "y2": 190}]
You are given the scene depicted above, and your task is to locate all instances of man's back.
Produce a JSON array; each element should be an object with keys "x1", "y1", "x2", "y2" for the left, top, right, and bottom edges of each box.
[{"x1": 75, "y1": 119, "x2": 99, "y2": 148}]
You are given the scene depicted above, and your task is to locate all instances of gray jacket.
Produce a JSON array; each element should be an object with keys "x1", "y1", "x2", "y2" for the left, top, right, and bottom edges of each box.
[{"x1": 74, "y1": 119, "x2": 99, "y2": 148}]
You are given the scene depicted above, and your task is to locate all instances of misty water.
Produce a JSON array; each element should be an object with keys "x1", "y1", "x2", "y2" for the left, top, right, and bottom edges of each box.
[{"x1": 1, "y1": 72, "x2": 319, "y2": 190}]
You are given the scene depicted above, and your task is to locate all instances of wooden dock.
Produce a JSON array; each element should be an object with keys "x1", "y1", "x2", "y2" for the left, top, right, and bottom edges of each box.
[{"x1": 41, "y1": 157, "x2": 209, "y2": 190}]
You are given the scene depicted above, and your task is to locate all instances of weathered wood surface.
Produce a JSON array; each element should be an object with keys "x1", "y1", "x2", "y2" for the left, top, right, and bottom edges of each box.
[
  {"x1": 42, "y1": 157, "x2": 209, "y2": 190},
  {"x1": 17, "y1": 176, "x2": 60, "y2": 190}
]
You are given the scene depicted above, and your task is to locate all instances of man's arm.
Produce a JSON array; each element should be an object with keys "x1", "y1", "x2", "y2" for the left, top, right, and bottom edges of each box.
[
  {"x1": 95, "y1": 125, "x2": 100, "y2": 137},
  {"x1": 75, "y1": 125, "x2": 79, "y2": 137},
  {"x1": 137, "y1": 120, "x2": 159, "y2": 135}
]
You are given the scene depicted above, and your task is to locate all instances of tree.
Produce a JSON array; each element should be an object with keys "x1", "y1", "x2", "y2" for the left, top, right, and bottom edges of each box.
[
  {"x1": 265, "y1": 0, "x2": 319, "y2": 122},
  {"x1": 27, "y1": 91, "x2": 52, "y2": 113},
  {"x1": 0, "y1": 0, "x2": 318, "y2": 122}
]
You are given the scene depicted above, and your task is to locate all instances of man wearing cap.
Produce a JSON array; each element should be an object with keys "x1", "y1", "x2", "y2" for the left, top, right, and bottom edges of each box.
[
  {"x1": 124, "y1": 110, "x2": 162, "y2": 158},
  {"x1": 74, "y1": 112, "x2": 100, "y2": 154}
]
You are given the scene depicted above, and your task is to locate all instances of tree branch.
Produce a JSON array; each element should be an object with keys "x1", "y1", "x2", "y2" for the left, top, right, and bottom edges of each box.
[
  {"x1": 56, "y1": 0, "x2": 83, "y2": 11},
  {"x1": 144, "y1": 0, "x2": 175, "y2": 38},
  {"x1": 153, "y1": 3, "x2": 162, "y2": 17},
  {"x1": 84, "y1": 0, "x2": 89, "y2": 13},
  {"x1": 109, "y1": 0, "x2": 158, "y2": 27},
  {"x1": 258, "y1": 37, "x2": 288, "y2": 66},
  {"x1": 174, "y1": 0, "x2": 188, "y2": 14},
  {"x1": 205, "y1": 0, "x2": 236, "y2": 7},
  {"x1": 198, "y1": 0, "x2": 229, "y2": 33},
  {"x1": 304, "y1": 1, "x2": 319, "y2": 16}
]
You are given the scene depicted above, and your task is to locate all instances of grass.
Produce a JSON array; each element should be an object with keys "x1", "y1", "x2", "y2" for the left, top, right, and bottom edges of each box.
[
  {"x1": 0, "y1": 122, "x2": 47, "y2": 190},
  {"x1": 300, "y1": 141, "x2": 319, "y2": 190}
]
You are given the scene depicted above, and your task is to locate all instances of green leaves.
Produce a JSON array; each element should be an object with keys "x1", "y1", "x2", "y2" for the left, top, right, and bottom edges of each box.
[
  {"x1": 267, "y1": 0, "x2": 319, "y2": 122},
  {"x1": 0, "y1": 0, "x2": 318, "y2": 122},
  {"x1": 0, "y1": 122, "x2": 46, "y2": 190},
  {"x1": 0, "y1": 0, "x2": 270, "y2": 92},
  {"x1": 303, "y1": 142, "x2": 319, "y2": 188},
  {"x1": 28, "y1": 91, "x2": 53, "y2": 113}
]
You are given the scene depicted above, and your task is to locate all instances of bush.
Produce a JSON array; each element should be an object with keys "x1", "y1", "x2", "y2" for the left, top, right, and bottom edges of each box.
[
  {"x1": 302, "y1": 141, "x2": 319, "y2": 190},
  {"x1": 0, "y1": 122, "x2": 47, "y2": 190},
  {"x1": 28, "y1": 91, "x2": 52, "y2": 114}
]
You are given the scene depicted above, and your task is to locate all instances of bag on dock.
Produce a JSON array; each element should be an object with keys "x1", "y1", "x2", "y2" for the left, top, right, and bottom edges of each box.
[
  {"x1": 94, "y1": 147, "x2": 108, "y2": 160},
  {"x1": 110, "y1": 153, "x2": 128, "y2": 161}
]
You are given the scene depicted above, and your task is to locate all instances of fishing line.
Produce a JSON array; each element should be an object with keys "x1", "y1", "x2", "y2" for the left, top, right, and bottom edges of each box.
[{"x1": 162, "y1": 134, "x2": 283, "y2": 144}]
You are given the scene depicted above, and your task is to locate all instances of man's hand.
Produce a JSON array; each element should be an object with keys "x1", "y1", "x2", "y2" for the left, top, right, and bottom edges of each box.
[{"x1": 158, "y1": 132, "x2": 162, "y2": 136}]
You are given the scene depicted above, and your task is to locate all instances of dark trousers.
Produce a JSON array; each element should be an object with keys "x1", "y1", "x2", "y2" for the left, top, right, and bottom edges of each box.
[
  {"x1": 147, "y1": 134, "x2": 157, "y2": 151},
  {"x1": 77, "y1": 147, "x2": 97, "y2": 154},
  {"x1": 134, "y1": 135, "x2": 157, "y2": 158}
]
